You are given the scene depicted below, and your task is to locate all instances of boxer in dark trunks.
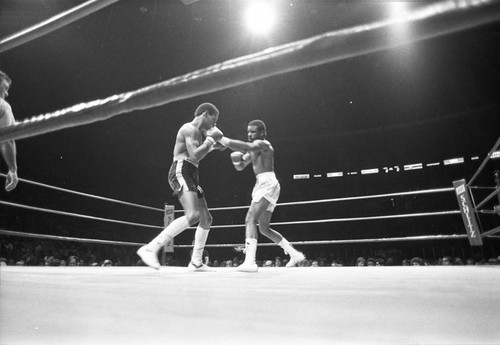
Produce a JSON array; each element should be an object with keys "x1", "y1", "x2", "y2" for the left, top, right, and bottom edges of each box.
[{"x1": 137, "y1": 103, "x2": 224, "y2": 270}]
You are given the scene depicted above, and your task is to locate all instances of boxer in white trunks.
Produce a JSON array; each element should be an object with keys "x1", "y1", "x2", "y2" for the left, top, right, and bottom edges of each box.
[{"x1": 219, "y1": 120, "x2": 305, "y2": 272}]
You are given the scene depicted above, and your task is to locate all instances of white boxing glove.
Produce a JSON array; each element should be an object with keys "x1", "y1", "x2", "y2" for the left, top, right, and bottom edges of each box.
[
  {"x1": 204, "y1": 127, "x2": 224, "y2": 147},
  {"x1": 230, "y1": 151, "x2": 244, "y2": 166}
]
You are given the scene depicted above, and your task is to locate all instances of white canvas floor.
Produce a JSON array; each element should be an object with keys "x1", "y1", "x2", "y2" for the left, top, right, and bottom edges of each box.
[{"x1": 1, "y1": 266, "x2": 499, "y2": 345}]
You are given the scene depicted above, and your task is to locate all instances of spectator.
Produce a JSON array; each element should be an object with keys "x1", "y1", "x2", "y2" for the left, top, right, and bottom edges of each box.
[
  {"x1": 68, "y1": 256, "x2": 78, "y2": 266},
  {"x1": 299, "y1": 259, "x2": 310, "y2": 267},
  {"x1": 487, "y1": 258, "x2": 498, "y2": 265},
  {"x1": 102, "y1": 259, "x2": 112, "y2": 267},
  {"x1": 355, "y1": 257, "x2": 366, "y2": 266},
  {"x1": 263, "y1": 260, "x2": 273, "y2": 267},
  {"x1": 410, "y1": 257, "x2": 425, "y2": 266},
  {"x1": 366, "y1": 258, "x2": 376, "y2": 266},
  {"x1": 274, "y1": 256, "x2": 283, "y2": 267},
  {"x1": 385, "y1": 256, "x2": 396, "y2": 266},
  {"x1": 442, "y1": 256, "x2": 453, "y2": 266}
]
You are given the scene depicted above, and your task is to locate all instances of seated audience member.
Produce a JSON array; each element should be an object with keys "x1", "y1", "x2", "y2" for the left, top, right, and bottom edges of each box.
[{"x1": 410, "y1": 257, "x2": 425, "y2": 266}]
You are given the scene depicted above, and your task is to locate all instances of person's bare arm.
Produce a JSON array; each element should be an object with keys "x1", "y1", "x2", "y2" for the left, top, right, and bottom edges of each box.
[
  {"x1": 0, "y1": 102, "x2": 18, "y2": 191},
  {"x1": 220, "y1": 137, "x2": 269, "y2": 153}
]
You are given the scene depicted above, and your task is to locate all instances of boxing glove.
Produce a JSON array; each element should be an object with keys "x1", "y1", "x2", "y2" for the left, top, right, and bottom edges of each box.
[
  {"x1": 205, "y1": 127, "x2": 223, "y2": 146},
  {"x1": 230, "y1": 151, "x2": 244, "y2": 166}
]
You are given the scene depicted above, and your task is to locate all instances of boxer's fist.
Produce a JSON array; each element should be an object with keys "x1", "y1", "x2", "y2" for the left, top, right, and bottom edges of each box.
[
  {"x1": 206, "y1": 127, "x2": 223, "y2": 142},
  {"x1": 230, "y1": 151, "x2": 244, "y2": 165}
]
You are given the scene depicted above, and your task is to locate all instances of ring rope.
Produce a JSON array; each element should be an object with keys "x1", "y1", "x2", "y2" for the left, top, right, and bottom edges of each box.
[
  {"x1": 479, "y1": 209, "x2": 499, "y2": 215},
  {"x1": 0, "y1": 0, "x2": 119, "y2": 53},
  {"x1": 481, "y1": 225, "x2": 500, "y2": 237},
  {"x1": 0, "y1": 200, "x2": 163, "y2": 229},
  {"x1": 178, "y1": 234, "x2": 471, "y2": 248},
  {"x1": 467, "y1": 135, "x2": 500, "y2": 187},
  {"x1": 0, "y1": 198, "x2": 460, "y2": 230},
  {"x1": 0, "y1": 173, "x2": 163, "y2": 212},
  {"x1": 186, "y1": 210, "x2": 461, "y2": 229},
  {"x1": 2, "y1": 0, "x2": 500, "y2": 143},
  {"x1": 474, "y1": 186, "x2": 500, "y2": 211},
  {"x1": 0, "y1": 229, "x2": 143, "y2": 247},
  {"x1": 202, "y1": 187, "x2": 455, "y2": 213},
  {"x1": 273, "y1": 187, "x2": 454, "y2": 207},
  {"x1": 0, "y1": 229, "x2": 470, "y2": 248},
  {"x1": 0, "y1": 185, "x2": 458, "y2": 232},
  {"x1": 0, "y1": 174, "x2": 455, "y2": 215}
]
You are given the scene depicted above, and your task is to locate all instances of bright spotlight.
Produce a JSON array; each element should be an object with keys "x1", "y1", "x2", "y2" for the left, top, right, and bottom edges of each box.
[
  {"x1": 390, "y1": 2, "x2": 409, "y2": 20},
  {"x1": 244, "y1": 2, "x2": 276, "y2": 35}
]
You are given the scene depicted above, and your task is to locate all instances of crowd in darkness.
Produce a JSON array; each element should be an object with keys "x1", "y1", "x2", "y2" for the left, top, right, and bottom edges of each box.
[{"x1": 1, "y1": 235, "x2": 499, "y2": 268}]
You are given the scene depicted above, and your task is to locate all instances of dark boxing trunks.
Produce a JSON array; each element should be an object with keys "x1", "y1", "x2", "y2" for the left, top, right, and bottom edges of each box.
[{"x1": 168, "y1": 160, "x2": 204, "y2": 198}]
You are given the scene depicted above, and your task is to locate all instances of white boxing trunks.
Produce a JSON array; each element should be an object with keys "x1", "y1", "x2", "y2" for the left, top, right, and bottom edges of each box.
[{"x1": 252, "y1": 171, "x2": 281, "y2": 212}]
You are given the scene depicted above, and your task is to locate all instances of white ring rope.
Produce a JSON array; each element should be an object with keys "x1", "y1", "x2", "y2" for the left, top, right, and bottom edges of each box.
[
  {"x1": 0, "y1": 184, "x2": 465, "y2": 248},
  {"x1": 0, "y1": 196, "x2": 459, "y2": 231},
  {"x1": 199, "y1": 187, "x2": 455, "y2": 213},
  {"x1": 474, "y1": 186, "x2": 500, "y2": 212},
  {"x1": 479, "y1": 209, "x2": 499, "y2": 215},
  {"x1": 467, "y1": 136, "x2": 500, "y2": 188},
  {"x1": 1, "y1": 0, "x2": 500, "y2": 143},
  {"x1": 0, "y1": 0, "x2": 119, "y2": 53},
  {"x1": 268, "y1": 187, "x2": 454, "y2": 208},
  {"x1": 0, "y1": 173, "x2": 163, "y2": 212},
  {"x1": 177, "y1": 234, "x2": 471, "y2": 248},
  {"x1": 0, "y1": 171, "x2": 454, "y2": 214},
  {"x1": 0, "y1": 200, "x2": 163, "y2": 230},
  {"x1": 0, "y1": 179, "x2": 457, "y2": 229},
  {"x1": 0, "y1": 229, "x2": 470, "y2": 249},
  {"x1": 481, "y1": 225, "x2": 500, "y2": 237},
  {"x1": 195, "y1": 210, "x2": 461, "y2": 229},
  {"x1": 0, "y1": 229, "x2": 143, "y2": 247}
]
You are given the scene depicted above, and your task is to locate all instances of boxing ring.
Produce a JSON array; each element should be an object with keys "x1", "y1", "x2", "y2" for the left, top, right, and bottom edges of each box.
[{"x1": 1, "y1": 0, "x2": 500, "y2": 344}]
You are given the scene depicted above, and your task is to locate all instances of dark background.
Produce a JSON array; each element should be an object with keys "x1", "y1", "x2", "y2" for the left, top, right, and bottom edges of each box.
[{"x1": 1, "y1": 0, "x2": 499, "y2": 263}]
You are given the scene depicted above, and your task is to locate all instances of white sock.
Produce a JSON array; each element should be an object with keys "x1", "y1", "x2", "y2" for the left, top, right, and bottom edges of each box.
[
  {"x1": 191, "y1": 226, "x2": 210, "y2": 265},
  {"x1": 147, "y1": 216, "x2": 190, "y2": 252},
  {"x1": 279, "y1": 238, "x2": 299, "y2": 257},
  {"x1": 243, "y1": 238, "x2": 257, "y2": 264}
]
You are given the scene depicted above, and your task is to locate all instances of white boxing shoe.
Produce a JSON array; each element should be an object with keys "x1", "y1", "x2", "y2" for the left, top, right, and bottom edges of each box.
[
  {"x1": 286, "y1": 252, "x2": 306, "y2": 268},
  {"x1": 188, "y1": 262, "x2": 216, "y2": 272},
  {"x1": 236, "y1": 262, "x2": 258, "y2": 273},
  {"x1": 137, "y1": 245, "x2": 160, "y2": 270}
]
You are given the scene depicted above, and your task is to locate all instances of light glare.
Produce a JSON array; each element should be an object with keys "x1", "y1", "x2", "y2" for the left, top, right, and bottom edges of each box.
[{"x1": 244, "y1": 2, "x2": 275, "y2": 35}]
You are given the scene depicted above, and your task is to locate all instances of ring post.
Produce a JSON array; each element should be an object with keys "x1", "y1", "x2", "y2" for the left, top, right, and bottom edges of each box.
[
  {"x1": 162, "y1": 204, "x2": 175, "y2": 265},
  {"x1": 453, "y1": 179, "x2": 483, "y2": 246}
]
